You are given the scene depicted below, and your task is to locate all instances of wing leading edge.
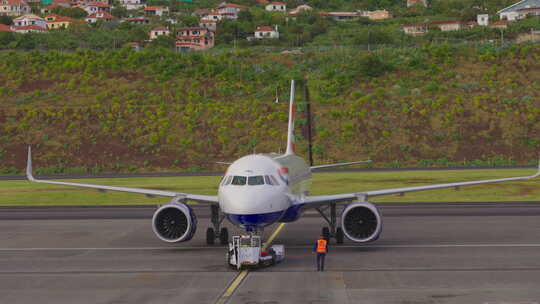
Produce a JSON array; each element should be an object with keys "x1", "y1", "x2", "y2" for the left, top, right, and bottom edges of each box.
[
  {"x1": 26, "y1": 147, "x2": 218, "y2": 204},
  {"x1": 304, "y1": 160, "x2": 540, "y2": 206}
]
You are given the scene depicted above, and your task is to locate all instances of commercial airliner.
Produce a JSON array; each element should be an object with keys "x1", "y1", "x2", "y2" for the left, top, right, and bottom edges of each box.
[{"x1": 26, "y1": 80, "x2": 540, "y2": 245}]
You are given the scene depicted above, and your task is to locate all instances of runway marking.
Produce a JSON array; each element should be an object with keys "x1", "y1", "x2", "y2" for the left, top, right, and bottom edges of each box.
[
  {"x1": 3, "y1": 243, "x2": 540, "y2": 251},
  {"x1": 214, "y1": 223, "x2": 287, "y2": 304}
]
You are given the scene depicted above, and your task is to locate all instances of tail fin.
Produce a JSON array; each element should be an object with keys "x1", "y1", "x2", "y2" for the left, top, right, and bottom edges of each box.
[{"x1": 285, "y1": 80, "x2": 296, "y2": 155}]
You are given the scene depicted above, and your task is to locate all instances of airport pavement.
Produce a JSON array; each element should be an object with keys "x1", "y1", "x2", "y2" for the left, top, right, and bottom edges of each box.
[{"x1": 0, "y1": 203, "x2": 540, "y2": 304}]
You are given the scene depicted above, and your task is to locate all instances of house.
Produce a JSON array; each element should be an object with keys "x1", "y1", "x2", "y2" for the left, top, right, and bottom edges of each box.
[
  {"x1": 119, "y1": 0, "x2": 145, "y2": 10},
  {"x1": 53, "y1": 0, "x2": 70, "y2": 6},
  {"x1": 201, "y1": 11, "x2": 222, "y2": 21},
  {"x1": 13, "y1": 14, "x2": 47, "y2": 28},
  {"x1": 123, "y1": 41, "x2": 141, "y2": 51},
  {"x1": 41, "y1": 3, "x2": 59, "y2": 14},
  {"x1": 265, "y1": 1, "x2": 285, "y2": 11},
  {"x1": 477, "y1": 14, "x2": 489, "y2": 26},
  {"x1": 319, "y1": 11, "x2": 362, "y2": 21},
  {"x1": 489, "y1": 20, "x2": 508, "y2": 29},
  {"x1": 144, "y1": 5, "x2": 168, "y2": 16},
  {"x1": 72, "y1": 0, "x2": 109, "y2": 7},
  {"x1": 407, "y1": 0, "x2": 427, "y2": 7},
  {"x1": 199, "y1": 19, "x2": 217, "y2": 31},
  {"x1": 121, "y1": 17, "x2": 150, "y2": 24},
  {"x1": 175, "y1": 27, "x2": 214, "y2": 52},
  {"x1": 83, "y1": 2, "x2": 110, "y2": 15},
  {"x1": 149, "y1": 26, "x2": 169, "y2": 40},
  {"x1": 192, "y1": 8, "x2": 209, "y2": 17},
  {"x1": 216, "y1": 3, "x2": 245, "y2": 19},
  {"x1": 85, "y1": 11, "x2": 115, "y2": 23},
  {"x1": 366, "y1": 10, "x2": 392, "y2": 20},
  {"x1": 429, "y1": 20, "x2": 463, "y2": 31},
  {"x1": 402, "y1": 23, "x2": 428, "y2": 35},
  {"x1": 0, "y1": 0, "x2": 31, "y2": 17},
  {"x1": 14, "y1": 25, "x2": 48, "y2": 32},
  {"x1": 254, "y1": 25, "x2": 278, "y2": 38},
  {"x1": 498, "y1": 0, "x2": 540, "y2": 21},
  {"x1": 45, "y1": 14, "x2": 83, "y2": 28},
  {"x1": 466, "y1": 21, "x2": 478, "y2": 28},
  {"x1": 288, "y1": 4, "x2": 312, "y2": 17}
]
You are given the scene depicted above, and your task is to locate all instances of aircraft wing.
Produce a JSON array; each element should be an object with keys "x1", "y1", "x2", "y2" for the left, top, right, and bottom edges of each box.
[
  {"x1": 303, "y1": 161, "x2": 540, "y2": 206},
  {"x1": 26, "y1": 148, "x2": 218, "y2": 204}
]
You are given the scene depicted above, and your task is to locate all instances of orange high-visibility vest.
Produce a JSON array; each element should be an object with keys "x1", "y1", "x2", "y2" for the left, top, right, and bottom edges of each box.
[{"x1": 316, "y1": 239, "x2": 327, "y2": 253}]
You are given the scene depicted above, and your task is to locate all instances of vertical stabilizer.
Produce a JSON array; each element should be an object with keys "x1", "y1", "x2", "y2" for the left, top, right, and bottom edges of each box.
[{"x1": 285, "y1": 80, "x2": 296, "y2": 155}]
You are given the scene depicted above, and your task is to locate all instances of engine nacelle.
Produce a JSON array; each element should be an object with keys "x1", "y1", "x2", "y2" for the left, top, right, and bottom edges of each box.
[
  {"x1": 341, "y1": 201, "x2": 382, "y2": 243},
  {"x1": 152, "y1": 201, "x2": 197, "y2": 243}
]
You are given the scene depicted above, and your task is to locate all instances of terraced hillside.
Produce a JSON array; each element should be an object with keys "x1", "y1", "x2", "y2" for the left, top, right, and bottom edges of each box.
[{"x1": 0, "y1": 43, "x2": 539, "y2": 174}]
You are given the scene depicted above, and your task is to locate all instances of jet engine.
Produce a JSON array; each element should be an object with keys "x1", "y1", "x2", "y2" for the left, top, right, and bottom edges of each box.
[
  {"x1": 152, "y1": 201, "x2": 197, "y2": 243},
  {"x1": 341, "y1": 201, "x2": 382, "y2": 243}
]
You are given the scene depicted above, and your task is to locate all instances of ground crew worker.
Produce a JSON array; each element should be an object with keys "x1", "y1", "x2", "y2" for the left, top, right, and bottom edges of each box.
[{"x1": 313, "y1": 235, "x2": 329, "y2": 271}]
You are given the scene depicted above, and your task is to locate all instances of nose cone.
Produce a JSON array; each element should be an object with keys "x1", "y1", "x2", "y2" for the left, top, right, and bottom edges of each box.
[{"x1": 219, "y1": 186, "x2": 289, "y2": 228}]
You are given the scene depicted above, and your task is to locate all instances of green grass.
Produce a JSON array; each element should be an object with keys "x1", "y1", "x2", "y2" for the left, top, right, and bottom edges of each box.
[{"x1": 1, "y1": 168, "x2": 539, "y2": 206}]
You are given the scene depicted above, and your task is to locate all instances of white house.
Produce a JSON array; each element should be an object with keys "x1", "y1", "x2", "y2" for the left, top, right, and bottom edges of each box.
[
  {"x1": 85, "y1": 11, "x2": 116, "y2": 23},
  {"x1": 402, "y1": 23, "x2": 428, "y2": 35},
  {"x1": 13, "y1": 14, "x2": 47, "y2": 28},
  {"x1": 83, "y1": 2, "x2": 110, "y2": 15},
  {"x1": 477, "y1": 14, "x2": 489, "y2": 26},
  {"x1": 144, "y1": 5, "x2": 169, "y2": 16},
  {"x1": 216, "y1": 3, "x2": 245, "y2": 19},
  {"x1": 288, "y1": 4, "x2": 312, "y2": 17},
  {"x1": 429, "y1": 20, "x2": 463, "y2": 31},
  {"x1": 0, "y1": 0, "x2": 31, "y2": 17},
  {"x1": 265, "y1": 1, "x2": 285, "y2": 12},
  {"x1": 149, "y1": 26, "x2": 169, "y2": 40},
  {"x1": 119, "y1": 0, "x2": 145, "y2": 10},
  {"x1": 201, "y1": 11, "x2": 222, "y2": 21},
  {"x1": 498, "y1": 0, "x2": 540, "y2": 21},
  {"x1": 254, "y1": 26, "x2": 279, "y2": 39},
  {"x1": 199, "y1": 19, "x2": 217, "y2": 31},
  {"x1": 13, "y1": 25, "x2": 48, "y2": 33}
]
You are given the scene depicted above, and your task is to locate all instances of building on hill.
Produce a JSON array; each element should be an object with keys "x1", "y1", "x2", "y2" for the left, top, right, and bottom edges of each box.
[
  {"x1": 498, "y1": 0, "x2": 540, "y2": 21},
  {"x1": 288, "y1": 4, "x2": 312, "y2": 17},
  {"x1": 45, "y1": 14, "x2": 85, "y2": 28},
  {"x1": 402, "y1": 23, "x2": 428, "y2": 35},
  {"x1": 407, "y1": 0, "x2": 427, "y2": 7},
  {"x1": 149, "y1": 26, "x2": 169, "y2": 40},
  {"x1": 216, "y1": 2, "x2": 245, "y2": 19},
  {"x1": 319, "y1": 11, "x2": 362, "y2": 21},
  {"x1": 201, "y1": 11, "x2": 222, "y2": 21},
  {"x1": 489, "y1": 20, "x2": 508, "y2": 29},
  {"x1": 119, "y1": 0, "x2": 145, "y2": 10},
  {"x1": 121, "y1": 16, "x2": 149, "y2": 24},
  {"x1": 254, "y1": 25, "x2": 278, "y2": 38},
  {"x1": 466, "y1": 21, "x2": 478, "y2": 28},
  {"x1": 41, "y1": 4, "x2": 59, "y2": 14},
  {"x1": 144, "y1": 5, "x2": 169, "y2": 16},
  {"x1": 366, "y1": 10, "x2": 392, "y2": 20},
  {"x1": 83, "y1": 2, "x2": 110, "y2": 15},
  {"x1": 85, "y1": 11, "x2": 116, "y2": 23},
  {"x1": 13, "y1": 14, "x2": 47, "y2": 28},
  {"x1": 14, "y1": 24, "x2": 48, "y2": 32},
  {"x1": 265, "y1": 1, "x2": 285, "y2": 11},
  {"x1": 0, "y1": 0, "x2": 31, "y2": 17},
  {"x1": 477, "y1": 14, "x2": 488, "y2": 26},
  {"x1": 192, "y1": 8, "x2": 210, "y2": 17},
  {"x1": 429, "y1": 20, "x2": 463, "y2": 31},
  {"x1": 199, "y1": 19, "x2": 217, "y2": 31},
  {"x1": 175, "y1": 27, "x2": 214, "y2": 52}
]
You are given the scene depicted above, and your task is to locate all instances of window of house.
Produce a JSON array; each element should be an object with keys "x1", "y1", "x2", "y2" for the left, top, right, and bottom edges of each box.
[
  {"x1": 248, "y1": 176, "x2": 264, "y2": 185},
  {"x1": 231, "y1": 176, "x2": 247, "y2": 185}
]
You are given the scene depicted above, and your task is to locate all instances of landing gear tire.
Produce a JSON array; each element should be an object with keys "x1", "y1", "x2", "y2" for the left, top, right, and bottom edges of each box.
[
  {"x1": 322, "y1": 226, "x2": 330, "y2": 241},
  {"x1": 206, "y1": 227, "x2": 215, "y2": 245},
  {"x1": 219, "y1": 228, "x2": 229, "y2": 245},
  {"x1": 336, "y1": 227, "x2": 344, "y2": 244}
]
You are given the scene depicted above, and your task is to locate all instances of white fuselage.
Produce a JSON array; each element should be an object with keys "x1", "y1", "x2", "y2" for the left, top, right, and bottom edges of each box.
[{"x1": 218, "y1": 153, "x2": 311, "y2": 230}]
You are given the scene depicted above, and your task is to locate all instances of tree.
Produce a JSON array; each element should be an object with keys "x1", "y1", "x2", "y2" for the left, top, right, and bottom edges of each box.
[
  {"x1": 52, "y1": 7, "x2": 88, "y2": 19},
  {"x1": 111, "y1": 6, "x2": 128, "y2": 18},
  {"x1": 0, "y1": 15, "x2": 13, "y2": 25},
  {"x1": 148, "y1": 35, "x2": 175, "y2": 49}
]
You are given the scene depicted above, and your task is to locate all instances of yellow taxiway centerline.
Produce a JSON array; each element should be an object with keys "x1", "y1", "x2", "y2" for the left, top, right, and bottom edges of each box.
[{"x1": 214, "y1": 223, "x2": 286, "y2": 304}]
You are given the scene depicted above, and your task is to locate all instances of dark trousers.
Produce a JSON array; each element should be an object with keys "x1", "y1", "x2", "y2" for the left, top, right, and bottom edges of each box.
[{"x1": 316, "y1": 253, "x2": 326, "y2": 271}]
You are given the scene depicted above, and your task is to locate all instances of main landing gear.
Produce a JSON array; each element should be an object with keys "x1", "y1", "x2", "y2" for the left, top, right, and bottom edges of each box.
[
  {"x1": 206, "y1": 204, "x2": 229, "y2": 245},
  {"x1": 316, "y1": 203, "x2": 344, "y2": 244}
]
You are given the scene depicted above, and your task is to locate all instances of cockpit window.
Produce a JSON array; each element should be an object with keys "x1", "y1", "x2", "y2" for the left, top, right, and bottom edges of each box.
[
  {"x1": 248, "y1": 176, "x2": 265, "y2": 185},
  {"x1": 225, "y1": 176, "x2": 233, "y2": 185},
  {"x1": 270, "y1": 175, "x2": 280, "y2": 185},
  {"x1": 264, "y1": 175, "x2": 273, "y2": 185},
  {"x1": 231, "y1": 176, "x2": 247, "y2": 185}
]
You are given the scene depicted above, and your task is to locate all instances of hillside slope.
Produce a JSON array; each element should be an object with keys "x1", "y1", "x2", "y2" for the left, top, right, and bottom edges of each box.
[{"x1": 0, "y1": 43, "x2": 539, "y2": 174}]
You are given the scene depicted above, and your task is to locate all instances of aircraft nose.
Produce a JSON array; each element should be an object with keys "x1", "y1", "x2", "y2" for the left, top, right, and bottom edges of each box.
[{"x1": 220, "y1": 186, "x2": 288, "y2": 215}]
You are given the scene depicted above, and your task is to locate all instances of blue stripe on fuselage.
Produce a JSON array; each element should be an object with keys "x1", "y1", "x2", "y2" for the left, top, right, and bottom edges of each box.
[{"x1": 225, "y1": 210, "x2": 285, "y2": 228}]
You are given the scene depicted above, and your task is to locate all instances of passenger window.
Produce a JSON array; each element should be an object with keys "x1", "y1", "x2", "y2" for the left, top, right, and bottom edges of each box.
[
  {"x1": 264, "y1": 175, "x2": 273, "y2": 185},
  {"x1": 231, "y1": 176, "x2": 247, "y2": 185},
  {"x1": 248, "y1": 176, "x2": 265, "y2": 185}
]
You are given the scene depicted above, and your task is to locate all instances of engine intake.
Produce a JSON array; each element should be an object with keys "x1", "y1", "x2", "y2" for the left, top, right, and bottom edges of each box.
[
  {"x1": 341, "y1": 202, "x2": 382, "y2": 243},
  {"x1": 152, "y1": 202, "x2": 197, "y2": 243}
]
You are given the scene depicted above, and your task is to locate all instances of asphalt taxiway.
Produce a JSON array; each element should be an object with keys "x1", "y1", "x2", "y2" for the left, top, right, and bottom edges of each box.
[{"x1": 1, "y1": 202, "x2": 540, "y2": 304}]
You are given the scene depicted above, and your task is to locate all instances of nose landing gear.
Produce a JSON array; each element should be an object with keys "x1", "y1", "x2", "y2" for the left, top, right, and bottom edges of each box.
[{"x1": 206, "y1": 204, "x2": 229, "y2": 245}]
